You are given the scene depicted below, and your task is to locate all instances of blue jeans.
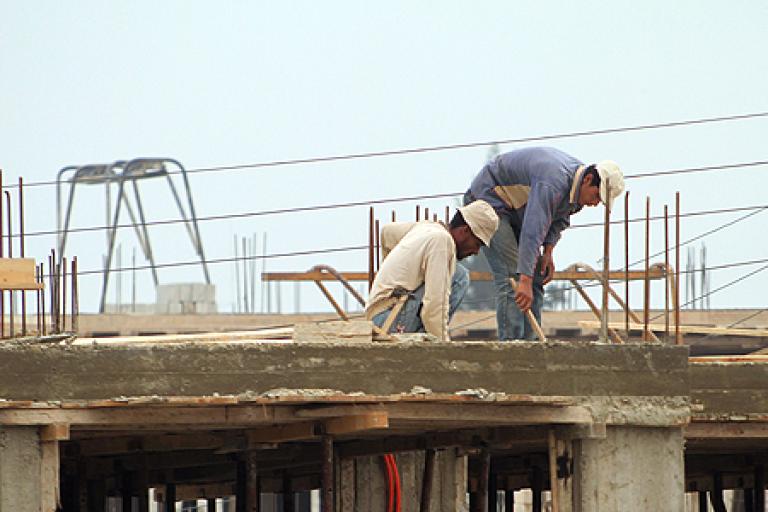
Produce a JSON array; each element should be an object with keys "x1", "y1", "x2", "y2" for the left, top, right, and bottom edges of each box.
[
  {"x1": 464, "y1": 191, "x2": 544, "y2": 340},
  {"x1": 482, "y1": 216, "x2": 544, "y2": 340},
  {"x1": 372, "y1": 264, "x2": 470, "y2": 335}
]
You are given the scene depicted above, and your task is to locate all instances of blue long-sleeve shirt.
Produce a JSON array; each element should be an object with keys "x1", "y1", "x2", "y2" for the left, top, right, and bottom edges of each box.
[{"x1": 466, "y1": 147, "x2": 584, "y2": 276}]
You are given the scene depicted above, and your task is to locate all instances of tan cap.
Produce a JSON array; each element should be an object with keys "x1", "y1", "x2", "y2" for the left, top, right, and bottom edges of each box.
[
  {"x1": 459, "y1": 200, "x2": 499, "y2": 246},
  {"x1": 595, "y1": 160, "x2": 625, "y2": 210}
]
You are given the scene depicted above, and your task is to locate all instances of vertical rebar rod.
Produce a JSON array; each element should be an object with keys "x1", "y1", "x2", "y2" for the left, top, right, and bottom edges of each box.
[
  {"x1": 62, "y1": 257, "x2": 67, "y2": 332},
  {"x1": 368, "y1": 207, "x2": 374, "y2": 291},
  {"x1": 35, "y1": 265, "x2": 41, "y2": 334},
  {"x1": 624, "y1": 191, "x2": 630, "y2": 339},
  {"x1": 0, "y1": 171, "x2": 3, "y2": 338},
  {"x1": 664, "y1": 205, "x2": 670, "y2": 343},
  {"x1": 56, "y1": 263, "x2": 62, "y2": 334},
  {"x1": 375, "y1": 219, "x2": 380, "y2": 273},
  {"x1": 391, "y1": 210, "x2": 396, "y2": 222},
  {"x1": 39, "y1": 263, "x2": 46, "y2": 336},
  {"x1": 416, "y1": 205, "x2": 420, "y2": 221},
  {"x1": 18, "y1": 177, "x2": 26, "y2": 336},
  {"x1": 5, "y1": 191, "x2": 12, "y2": 338},
  {"x1": 242, "y1": 236, "x2": 249, "y2": 313},
  {"x1": 48, "y1": 254, "x2": 54, "y2": 333},
  {"x1": 321, "y1": 436, "x2": 334, "y2": 512},
  {"x1": 72, "y1": 257, "x2": 79, "y2": 334},
  {"x1": 675, "y1": 192, "x2": 682, "y2": 345},
  {"x1": 644, "y1": 197, "x2": 650, "y2": 342},
  {"x1": 234, "y1": 235, "x2": 241, "y2": 313},
  {"x1": 424, "y1": 207, "x2": 429, "y2": 221},
  {"x1": 600, "y1": 181, "x2": 610, "y2": 343},
  {"x1": 445, "y1": 205, "x2": 450, "y2": 224}
]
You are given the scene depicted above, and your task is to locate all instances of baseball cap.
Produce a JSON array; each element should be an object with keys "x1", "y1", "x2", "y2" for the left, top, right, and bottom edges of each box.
[
  {"x1": 595, "y1": 160, "x2": 625, "y2": 210},
  {"x1": 458, "y1": 200, "x2": 499, "y2": 246}
]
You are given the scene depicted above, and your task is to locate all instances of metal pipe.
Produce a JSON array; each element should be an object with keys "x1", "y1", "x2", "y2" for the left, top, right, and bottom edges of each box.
[
  {"x1": 368, "y1": 207, "x2": 374, "y2": 291},
  {"x1": 18, "y1": 177, "x2": 26, "y2": 336},
  {"x1": 675, "y1": 192, "x2": 682, "y2": 345},
  {"x1": 624, "y1": 191, "x2": 629, "y2": 339},
  {"x1": 321, "y1": 435, "x2": 334, "y2": 512},
  {"x1": 600, "y1": 181, "x2": 610, "y2": 343},
  {"x1": 644, "y1": 197, "x2": 650, "y2": 342},
  {"x1": 420, "y1": 449, "x2": 436, "y2": 512},
  {"x1": 664, "y1": 205, "x2": 670, "y2": 343}
]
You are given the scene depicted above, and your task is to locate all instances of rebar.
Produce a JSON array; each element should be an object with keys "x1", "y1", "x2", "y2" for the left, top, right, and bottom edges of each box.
[
  {"x1": 72, "y1": 257, "x2": 79, "y2": 333},
  {"x1": 675, "y1": 192, "x2": 682, "y2": 344},
  {"x1": 600, "y1": 179, "x2": 610, "y2": 343},
  {"x1": 18, "y1": 177, "x2": 26, "y2": 335},
  {"x1": 368, "y1": 207, "x2": 374, "y2": 291},
  {"x1": 624, "y1": 191, "x2": 630, "y2": 339},
  {"x1": 644, "y1": 197, "x2": 650, "y2": 341},
  {"x1": 5, "y1": 191, "x2": 12, "y2": 337},
  {"x1": 664, "y1": 205, "x2": 670, "y2": 343}
]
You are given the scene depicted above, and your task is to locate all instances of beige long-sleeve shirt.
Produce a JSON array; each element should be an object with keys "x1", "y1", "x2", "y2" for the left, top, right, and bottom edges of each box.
[{"x1": 365, "y1": 221, "x2": 456, "y2": 340}]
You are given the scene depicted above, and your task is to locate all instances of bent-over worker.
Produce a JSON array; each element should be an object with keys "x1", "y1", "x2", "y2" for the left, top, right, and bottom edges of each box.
[
  {"x1": 365, "y1": 200, "x2": 499, "y2": 341},
  {"x1": 464, "y1": 147, "x2": 624, "y2": 340}
]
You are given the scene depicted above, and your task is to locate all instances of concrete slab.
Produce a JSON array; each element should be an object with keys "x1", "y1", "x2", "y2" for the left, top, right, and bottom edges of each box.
[{"x1": 0, "y1": 341, "x2": 689, "y2": 402}]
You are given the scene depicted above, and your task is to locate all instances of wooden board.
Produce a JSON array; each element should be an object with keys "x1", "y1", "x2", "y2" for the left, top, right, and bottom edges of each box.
[
  {"x1": 262, "y1": 269, "x2": 667, "y2": 283},
  {"x1": 293, "y1": 320, "x2": 373, "y2": 342},
  {"x1": 0, "y1": 258, "x2": 43, "y2": 290},
  {"x1": 579, "y1": 320, "x2": 768, "y2": 338}
]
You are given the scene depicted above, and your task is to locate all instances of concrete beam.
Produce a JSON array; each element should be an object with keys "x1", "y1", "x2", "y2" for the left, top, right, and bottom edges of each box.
[
  {"x1": 0, "y1": 341, "x2": 689, "y2": 401},
  {"x1": 690, "y1": 361, "x2": 768, "y2": 418}
]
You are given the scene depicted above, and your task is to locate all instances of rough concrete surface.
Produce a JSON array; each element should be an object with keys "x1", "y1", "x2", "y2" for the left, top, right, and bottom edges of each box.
[
  {"x1": 690, "y1": 361, "x2": 768, "y2": 417},
  {"x1": 0, "y1": 341, "x2": 689, "y2": 402},
  {"x1": 0, "y1": 427, "x2": 41, "y2": 512},
  {"x1": 574, "y1": 426, "x2": 685, "y2": 511}
]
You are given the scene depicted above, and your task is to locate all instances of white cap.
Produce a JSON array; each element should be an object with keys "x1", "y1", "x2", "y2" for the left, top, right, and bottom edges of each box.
[
  {"x1": 595, "y1": 160, "x2": 625, "y2": 210},
  {"x1": 458, "y1": 200, "x2": 499, "y2": 246}
]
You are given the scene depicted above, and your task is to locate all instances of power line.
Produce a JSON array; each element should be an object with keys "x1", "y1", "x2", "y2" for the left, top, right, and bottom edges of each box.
[
  {"x1": 17, "y1": 185, "x2": 768, "y2": 242},
  {"x1": 9, "y1": 112, "x2": 768, "y2": 189}
]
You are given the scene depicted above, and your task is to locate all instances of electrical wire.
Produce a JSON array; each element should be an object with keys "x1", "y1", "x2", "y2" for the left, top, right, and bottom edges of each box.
[
  {"x1": 17, "y1": 189, "x2": 768, "y2": 242},
  {"x1": 8, "y1": 112, "x2": 768, "y2": 189}
]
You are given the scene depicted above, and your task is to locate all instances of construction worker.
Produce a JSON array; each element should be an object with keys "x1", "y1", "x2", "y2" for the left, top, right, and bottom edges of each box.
[
  {"x1": 464, "y1": 147, "x2": 624, "y2": 340},
  {"x1": 365, "y1": 200, "x2": 499, "y2": 341}
]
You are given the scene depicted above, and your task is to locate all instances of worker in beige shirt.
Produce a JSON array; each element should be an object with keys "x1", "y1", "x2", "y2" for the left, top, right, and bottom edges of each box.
[{"x1": 365, "y1": 200, "x2": 499, "y2": 340}]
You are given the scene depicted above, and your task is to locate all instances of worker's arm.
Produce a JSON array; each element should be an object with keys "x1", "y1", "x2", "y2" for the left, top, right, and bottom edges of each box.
[
  {"x1": 515, "y1": 184, "x2": 562, "y2": 311},
  {"x1": 419, "y1": 237, "x2": 454, "y2": 340}
]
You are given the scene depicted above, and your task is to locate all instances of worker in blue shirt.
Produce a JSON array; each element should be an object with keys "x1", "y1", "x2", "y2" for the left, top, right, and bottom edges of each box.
[{"x1": 464, "y1": 147, "x2": 624, "y2": 340}]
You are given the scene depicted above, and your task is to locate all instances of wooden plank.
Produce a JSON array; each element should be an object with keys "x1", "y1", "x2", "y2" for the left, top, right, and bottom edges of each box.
[
  {"x1": 41, "y1": 439, "x2": 60, "y2": 512},
  {"x1": 74, "y1": 327, "x2": 294, "y2": 345},
  {"x1": 0, "y1": 258, "x2": 44, "y2": 290},
  {"x1": 246, "y1": 422, "x2": 320, "y2": 445},
  {"x1": 293, "y1": 320, "x2": 372, "y2": 343},
  {"x1": 579, "y1": 320, "x2": 768, "y2": 337},
  {"x1": 685, "y1": 422, "x2": 768, "y2": 439},
  {"x1": 296, "y1": 403, "x2": 593, "y2": 425},
  {"x1": 175, "y1": 482, "x2": 235, "y2": 501},
  {"x1": 324, "y1": 412, "x2": 389, "y2": 434},
  {"x1": 262, "y1": 269, "x2": 666, "y2": 282},
  {"x1": 40, "y1": 423, "x2": 70, "y2": 441},
  {"x1": 689, "y1": 355, "x2": 768, "y2": 363},
  {"x1": 77, "y1": 432, "x2": 229, "y2": 455}
]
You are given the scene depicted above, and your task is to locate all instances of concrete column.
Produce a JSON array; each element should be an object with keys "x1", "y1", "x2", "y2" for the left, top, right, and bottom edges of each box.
[
  {"x1": 0, "y1": 427, "x2": 46, "y2": 511},
  {"x1": 337, "y1": 448, "x2": 467, "y2": 512},
  {"x1": 571, "y1": 426, "x2": 684, "y2": 512}
]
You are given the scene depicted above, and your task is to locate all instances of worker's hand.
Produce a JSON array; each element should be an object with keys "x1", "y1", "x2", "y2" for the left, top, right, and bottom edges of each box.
[
  {"x1": 539, "y1": 246, "x2": 555, "y2": 285},
  {"x1": 514, "y1": 274, "x2": 534, "y2": 312}
]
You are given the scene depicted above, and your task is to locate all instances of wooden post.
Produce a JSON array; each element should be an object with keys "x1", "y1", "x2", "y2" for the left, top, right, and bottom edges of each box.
[
  {"x1": 505, "y1": 490, "x2": 515, "y2": 511},
  {"x1": 710, "y1": 472, "x2": 727, "y2": 512},
  {"x1": 548, "y1": 430, "x2": 560, "y2": 512},
  {"x1": 420, "y1": 449, "x2": 436, "y2": 512},
  {"x1": 165, "y1": 484, "x2": 176, "y2": 512},
  {"x1": 322, "y1": 436, "x2": 334, "y2": 512},
  {"x1": 530, "y1": 466, "x2": 543, "y2": 512},
  {"x1": 475, "y1": 449, "x2": 490, "y2": 512},
  {"x1": 756, "y1": 464, "x2": 765, "y2": 512}
]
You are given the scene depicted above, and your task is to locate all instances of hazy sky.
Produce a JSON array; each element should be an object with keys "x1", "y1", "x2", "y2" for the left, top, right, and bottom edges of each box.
[{"x1": 1, "y1": 1, "x2": 766, "y2": 314}]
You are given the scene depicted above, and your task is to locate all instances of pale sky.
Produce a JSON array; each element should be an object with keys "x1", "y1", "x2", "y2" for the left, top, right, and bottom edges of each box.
[{"x1": 1, "y1": 1, "x2": 766, "y2": 314}]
